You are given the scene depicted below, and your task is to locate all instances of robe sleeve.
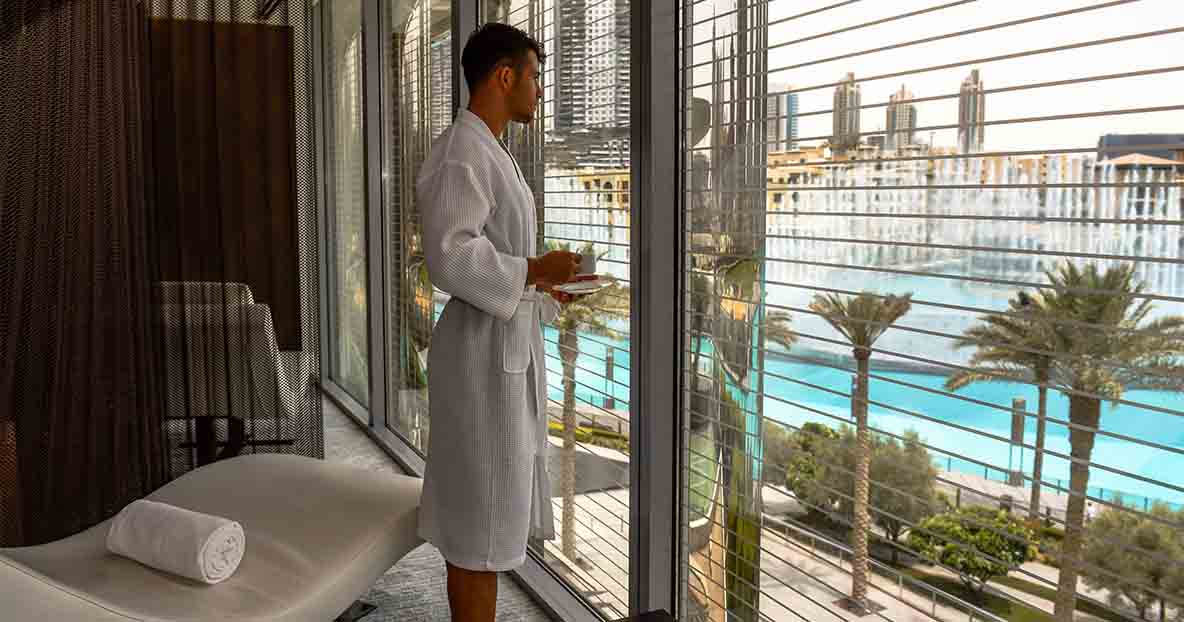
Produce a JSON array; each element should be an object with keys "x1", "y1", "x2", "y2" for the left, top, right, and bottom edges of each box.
[{"x1": 420, "y1": 160, "x2": 528, "y2": 323}]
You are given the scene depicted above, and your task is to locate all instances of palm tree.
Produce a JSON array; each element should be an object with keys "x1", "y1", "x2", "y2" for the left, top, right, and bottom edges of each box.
[
  {"x1": 808, "y1": 292, "x2": 913, "y2": 614},
  {"x1": 946, "y1": 291, "x2": 1055, "y2": 519},
  {"x1": 1032, "y1": 263, "x2": 1184, "y2": 622},
  {"x1": 544, "y1": 241, "x2": 630, "y2": 562}
]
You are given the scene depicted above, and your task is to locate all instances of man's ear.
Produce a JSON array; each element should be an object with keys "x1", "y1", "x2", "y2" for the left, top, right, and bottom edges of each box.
[{"x1": 497, "y1": 64, "x2": 515, "y2": 91}]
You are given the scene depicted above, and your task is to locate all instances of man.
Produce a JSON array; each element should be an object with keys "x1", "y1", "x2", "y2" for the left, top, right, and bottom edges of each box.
[{"x1": 415, "y1": 23, "x2": 586, "y2": 622}]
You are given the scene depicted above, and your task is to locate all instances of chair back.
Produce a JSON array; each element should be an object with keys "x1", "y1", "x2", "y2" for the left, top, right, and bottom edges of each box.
[
  {"x1": 157, "y1": 303, "x2": 291, "y2": 422},
  {"x1": 155, "y1": 281, "x2": 255, "y2": 306}
]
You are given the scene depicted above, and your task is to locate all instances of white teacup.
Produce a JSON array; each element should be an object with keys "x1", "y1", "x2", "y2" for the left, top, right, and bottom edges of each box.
[{"x1": 579, "y1": 253, "x2": 597, "y2": 276}]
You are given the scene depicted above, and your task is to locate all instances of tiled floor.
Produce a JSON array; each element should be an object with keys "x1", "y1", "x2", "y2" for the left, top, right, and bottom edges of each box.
[{"x1": 322, "y1": 397, "x2": 554, "y2": 622}]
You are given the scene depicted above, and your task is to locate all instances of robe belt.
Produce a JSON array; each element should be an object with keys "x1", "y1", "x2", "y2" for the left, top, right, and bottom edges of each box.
[{"x1": 520, "y1": 285, "x2": 555, "y2": 540}]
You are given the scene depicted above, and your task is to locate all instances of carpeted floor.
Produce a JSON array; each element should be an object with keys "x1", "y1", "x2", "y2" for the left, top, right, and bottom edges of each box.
[
  {"x1": 324, "y1": 397, "x2": 554, "y2": 622},
  {"x1": 356, "y1": 542, "x2": 554, "y2": 622}
]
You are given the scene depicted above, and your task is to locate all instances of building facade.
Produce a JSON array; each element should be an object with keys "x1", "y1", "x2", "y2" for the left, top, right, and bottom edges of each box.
[
  {"x1": 1097, "y1": 133, "x2": 1184, "y2": 161},
  {"x1": 766, "y1": 85, "x2": 799, "y2": 152},
  {"x1": 885, "y1": 84, "x2": 917, "y2": 151},
  {"x1": 958, "y1": 69, "x2": 985, "y2": 154},
  {"x1": 553, "y1": 0, "x2": 630, "y2": 132},
  {"x1": 832, "y1": 72, "x2": 861, "y2": 153}
]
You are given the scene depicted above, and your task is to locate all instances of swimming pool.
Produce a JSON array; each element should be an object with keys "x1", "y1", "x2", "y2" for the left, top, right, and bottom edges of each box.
[
  {"x1": 435, "y1": 290, "x2": 1184, "y2": 508},
  {"x1": 537, "y1": 324, "x2": 1184, "y2": 508}
]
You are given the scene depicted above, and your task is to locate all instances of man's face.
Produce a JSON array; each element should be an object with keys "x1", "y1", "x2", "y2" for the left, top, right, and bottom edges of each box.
[{"x1": 506, "y1": 51, "x2": 541, "y2": 124}]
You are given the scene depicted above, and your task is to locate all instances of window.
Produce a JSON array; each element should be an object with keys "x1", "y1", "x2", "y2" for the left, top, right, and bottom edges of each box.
[
  {"x1": 380, "y1": 0, "x2": 452, "y2": 452},
  {"x1": 484, "y1": 1, "x2": 633, "y2": 618},
  {"x1": 682, "y1": 3, "x2": 1184, "y2": 622},
  {"x1": 323, "y1": 0, "x2": 369, "y2": 405}
]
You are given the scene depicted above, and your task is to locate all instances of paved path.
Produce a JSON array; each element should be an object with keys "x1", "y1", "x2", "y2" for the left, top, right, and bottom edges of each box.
[
  {"x1": 546, "y1": 486, "x2": 995, "y2": 622},
  {"x1": 542, "y1": 450, "x2": 1150, "y2": 622}
]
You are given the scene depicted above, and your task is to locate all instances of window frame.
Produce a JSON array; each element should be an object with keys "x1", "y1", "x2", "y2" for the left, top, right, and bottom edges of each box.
[{"x1": 315, "y1": 1, "x2": 688, "y2": 618}]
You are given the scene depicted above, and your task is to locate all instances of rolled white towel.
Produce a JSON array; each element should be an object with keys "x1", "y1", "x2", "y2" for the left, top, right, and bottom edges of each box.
[{"x1": 106, "y1": 499, "x2": 245, "y2": 584}]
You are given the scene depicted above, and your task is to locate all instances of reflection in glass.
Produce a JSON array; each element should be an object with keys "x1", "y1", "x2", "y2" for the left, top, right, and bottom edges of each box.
[
  {"x1": 384, "y1": 0, "x2": 452, "y2": 452},
  {"x1": 683, "y1": 2, "x2": 1184, "y2": 622},
  {"x1": 484, "y1": 1, "x2": 635, "y2": 618},
  {"x1": 324, "y1": 0, "x2": 369, "y2": 405}
]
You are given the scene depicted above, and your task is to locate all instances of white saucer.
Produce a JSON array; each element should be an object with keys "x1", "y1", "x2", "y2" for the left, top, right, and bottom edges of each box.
[{"x1": 554, "y1": 275, "x2": 615, "y2": 294}]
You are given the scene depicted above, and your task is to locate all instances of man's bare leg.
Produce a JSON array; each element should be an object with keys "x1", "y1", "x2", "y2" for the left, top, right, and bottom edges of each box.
[{"x1": 446, "y1": 561, "x2": 498, "y2": 622}]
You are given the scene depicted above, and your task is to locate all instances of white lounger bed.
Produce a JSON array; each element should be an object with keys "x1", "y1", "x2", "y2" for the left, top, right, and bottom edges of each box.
[{"x1": 0, "y1": 453, "x2": 423, "y2": 621}]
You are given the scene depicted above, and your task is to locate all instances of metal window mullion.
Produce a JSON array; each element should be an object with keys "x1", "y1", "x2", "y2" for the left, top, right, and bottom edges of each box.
[
  {"x1": 631, "y1": 1, "x2": 680, "y2": 618},
  {"x1": 313, "y1": 2, "x2": 331, "y2": 390},
  {"x1": 361, "y1": 0, "x2": 387, "y2": 427}
]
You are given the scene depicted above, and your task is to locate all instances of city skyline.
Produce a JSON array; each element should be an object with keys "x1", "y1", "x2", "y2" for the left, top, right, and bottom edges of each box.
[{"x1": 761, "y1": 0, "x2": 1182, "y2": 152}]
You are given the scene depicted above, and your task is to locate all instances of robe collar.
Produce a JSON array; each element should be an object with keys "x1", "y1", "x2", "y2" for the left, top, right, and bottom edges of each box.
[{"x1": 456, "y1": 108, "x2": 507, "y2": 151}]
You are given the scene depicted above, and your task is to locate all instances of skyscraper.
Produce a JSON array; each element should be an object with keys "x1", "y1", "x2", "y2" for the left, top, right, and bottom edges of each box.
[
  {"x1": 428, "y1": 33, "x2": 453, "y2": 140},
  {"x1": 885, "y1": 84, "x2": 917, "y2": 151},
  {"x1": 554, "y1": 0, "x2": 631, "y2": 132},
  {"x1": 958, "y1": 69, "x2": 985, "y2": 154},
  {"x1": 832, "y1": 72, "x2": 861, "y2": 152},
  {"x1": 766, "y1": 84, "x2": 799, "y2": 152}
]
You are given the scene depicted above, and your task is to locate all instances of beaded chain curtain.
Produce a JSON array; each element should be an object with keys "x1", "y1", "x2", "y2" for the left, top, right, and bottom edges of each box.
[{"x1": 0, "y1": 0, "x2": 322, "y2": 547}]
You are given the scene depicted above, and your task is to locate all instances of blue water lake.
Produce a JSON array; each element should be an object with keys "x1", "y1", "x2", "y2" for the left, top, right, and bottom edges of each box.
[{"x1": 437, "y1": 292, "x2": 1184, "y2": 507}]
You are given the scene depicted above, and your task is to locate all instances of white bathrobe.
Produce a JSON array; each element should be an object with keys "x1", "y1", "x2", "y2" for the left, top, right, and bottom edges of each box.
[{"x1": 415, "y1": 109, "x2": 559, "y2": 572}]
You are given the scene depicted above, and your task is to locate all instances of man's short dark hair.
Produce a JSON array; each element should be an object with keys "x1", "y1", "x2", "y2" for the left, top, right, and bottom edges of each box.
[{"x1": 461, "y1": 23, "x2": 545, "y2": 92}]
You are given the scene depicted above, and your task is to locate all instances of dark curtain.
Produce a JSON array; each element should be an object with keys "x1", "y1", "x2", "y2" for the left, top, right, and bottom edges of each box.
[
  {"x1": 0, "y1": 0, "x2": 165, "y2": 546},
  {"x1": 0, "y1": 0, "x2": 321, "y2": 548}
]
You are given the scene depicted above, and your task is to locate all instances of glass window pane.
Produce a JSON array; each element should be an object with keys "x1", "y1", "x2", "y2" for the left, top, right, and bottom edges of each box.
[
  {"x1": 324, "y1": 0, "x2": 369, "y2": 406},
  {"x1": 484, "y1": 2, "x2": 634, "y2": 618},
  {"x1": 384, "y1": 0, "x2": 452, "y2": 452},
  {"x1": 682, "y1": 3, "x2": 1184, "y2": 622}
]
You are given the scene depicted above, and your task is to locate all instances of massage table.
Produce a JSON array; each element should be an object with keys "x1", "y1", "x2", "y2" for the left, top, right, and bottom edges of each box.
[{"x1": 0, "y1": 453, "x2": 423, "y2": 621}]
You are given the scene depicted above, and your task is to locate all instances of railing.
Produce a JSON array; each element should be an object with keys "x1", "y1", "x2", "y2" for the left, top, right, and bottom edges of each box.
[
  {"x1": 933, "y1": 455, "x2": 1183, "y2": 513},
  {"x1": 763, "y1": 513, "x2": 1009, "y2": 622}
]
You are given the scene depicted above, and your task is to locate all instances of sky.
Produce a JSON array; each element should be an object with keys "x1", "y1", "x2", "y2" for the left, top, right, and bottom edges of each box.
[{"x1": 688, "y1": 0, "x2": 1184, "y2": 153}]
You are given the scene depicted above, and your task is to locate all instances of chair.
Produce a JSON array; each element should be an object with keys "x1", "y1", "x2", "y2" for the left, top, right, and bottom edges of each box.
[
  {"x1": 0, "y1": 453, "x2": 424, "y2": 621},
  {"x1": 155, "y1": 281, "x2": 255, "y2": 306},
  {"x1": 155, "y1": 281, "x2": 313, "y2": 451},
  {"x1": 157, "y1": 302, "x2": 299, "y2": 466}
]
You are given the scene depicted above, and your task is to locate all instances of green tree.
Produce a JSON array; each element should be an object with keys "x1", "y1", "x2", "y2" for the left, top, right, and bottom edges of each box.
[
  {"x1": 946, "y1": 290, "x2": 1055, "y2": 519},
  {"x1": 796, "y1": 428, "x2": 939, "y2": 565},
  {"x1": 761, "y1": 420, "x2": 794, "y2": 487},
  {"x1": 906, "y1": 506, "x2": 1038, "y2": 599},
  {"x1": 871, "y1": 431, "x2": 940, "y2": 564},
  {"x1": 809, "y1": 292, "x2": 913, "y2": 612},
  {"x1": 543, "y1": 241, "x2": 630, "y2": 562},
  {"x1": 1031, "y1": 263, "x2": 1184, "y2": 622},
  {"x1": 783, "y1": 422, "x2": 839, "y2": 501},
  {"x1": 1081, "y1": 503, "x2": 1184, "y2": 622}
]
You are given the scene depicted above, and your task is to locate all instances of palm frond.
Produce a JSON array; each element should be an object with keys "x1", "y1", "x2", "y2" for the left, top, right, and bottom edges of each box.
[
  {"x1": 1032, "y1": 261, "x2": 1184, "y2": 397},
  {"x1": 808, "y1": 291, "x2": 912, "y2": 349},
  {"x1": 763, "y1": 311, "x2": 797, "y2": 351},
  {"x1": 945, "y1": 369, "x2": 1023, "y2": 392}
]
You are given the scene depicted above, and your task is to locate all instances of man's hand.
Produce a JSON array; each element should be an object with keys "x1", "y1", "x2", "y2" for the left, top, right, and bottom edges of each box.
[{"x1": 527, "y1": 250, "x2": 581, "y2": 288}]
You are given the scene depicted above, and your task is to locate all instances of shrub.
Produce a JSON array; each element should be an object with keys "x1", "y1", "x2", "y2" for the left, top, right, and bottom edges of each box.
[{"x1": 906, "y1": 505, "x2": 1037, "y2": 597}]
